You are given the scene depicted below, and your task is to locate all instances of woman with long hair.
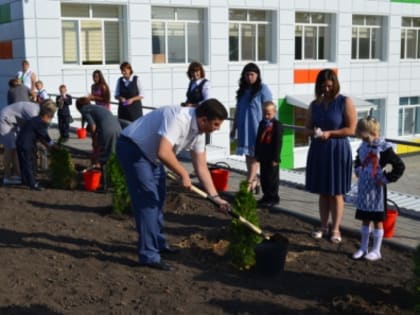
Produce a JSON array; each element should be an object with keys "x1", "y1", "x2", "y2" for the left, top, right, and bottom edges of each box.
[
  {"x1": 230, "y1": 63, "x2": 273, "y2": 193},
  {"x1": 89, "y1": 70, "x2": 111, "y2": 110}
]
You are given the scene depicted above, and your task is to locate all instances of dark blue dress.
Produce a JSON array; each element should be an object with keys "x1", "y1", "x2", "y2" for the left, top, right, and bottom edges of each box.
[{"x1": 305, "y1": 94, "x2": 352, "y2": 195}]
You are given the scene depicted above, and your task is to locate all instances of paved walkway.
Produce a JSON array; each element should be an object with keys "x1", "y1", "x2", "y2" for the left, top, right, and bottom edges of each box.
[{"x1": 51, "y1": 127, "x2": 420, "y2": 251}]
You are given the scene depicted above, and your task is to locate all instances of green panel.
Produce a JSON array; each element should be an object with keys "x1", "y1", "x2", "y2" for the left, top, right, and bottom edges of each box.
[
  {"x1": 278, "y1": 98, "x2": 294, "y2": 169},
  {"x1": 391, "y1": 0, "x2": 420, "y2": 3},
  {"x1": 0, "y1": 3, "x2": 11, "y2": 24}
]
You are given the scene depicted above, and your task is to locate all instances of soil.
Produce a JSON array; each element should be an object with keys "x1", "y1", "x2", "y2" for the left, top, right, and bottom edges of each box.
[{"x1": 0, "y1": 148, "x2": 416, "y2": 315}]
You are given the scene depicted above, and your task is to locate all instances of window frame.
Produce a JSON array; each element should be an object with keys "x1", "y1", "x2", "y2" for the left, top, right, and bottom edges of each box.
[
  {"x1": 400, "y1": 17, "x2": 420, "y2": 60},
  {"x1": 60, "y1": 3, "x2": 122, "y2": 66},
  {"x1": 151, "y1": 7, "x2": 205, "y2": 65},
  {"x1": 294, "y1": 12, "x2": 331, "y2": 61},
  {"x1": 398, "y1": 96, "x2": 420, "y2": 136},
  {"x1": 351, "y1": 15, "x2": 383, "y2": 61},
  {"x1": 228, "y1": 9, "x2": 273, "y2": 62}
]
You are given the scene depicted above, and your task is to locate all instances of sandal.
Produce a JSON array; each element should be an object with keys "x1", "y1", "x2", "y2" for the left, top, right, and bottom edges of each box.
[
  {"x1": 311, "y1": 227, "x2": 329, "y2": 239},
  {"x1": 330, "y1": 231, "x2": 342, "y2": 244}
]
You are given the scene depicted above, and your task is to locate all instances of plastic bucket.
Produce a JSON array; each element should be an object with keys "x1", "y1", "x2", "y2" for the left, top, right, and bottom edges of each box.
[
  {"x1": 384, "y1": 209, "x2": 398, "y2": 238},
  {"x1": 383, "y1": 199, "x2": 400, "y2": 238},
  {"x1": 254, "y1": 237, "x2": 289, "y2": 276},
  {"x1": 76, "y1": 128, "x2": 87, "y2": 139},
  {"x1": 83, "y1": 170, "x2": 102, "y2": 191},
  {"x1": 209, "y1": 162, "x2": 230, "y2": 192},
  {"x1": 210, "y1": 169, "x2": 229, "y2": 192}
]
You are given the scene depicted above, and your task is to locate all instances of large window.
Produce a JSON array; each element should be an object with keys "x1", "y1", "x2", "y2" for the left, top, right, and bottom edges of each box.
[
  {"x1": 151, "y1": 7, "x2": 204, "y2": 64},
  {"x1": 295, "y1": 12, "x2": 331, "y2": 61},
  {"x1": 351, "y1": 15, "x2": 383, "y2": 60},
  {"x1": 61, "y1": 4, "x2": 121, "y2": 65},
  {"x1": 229, "y1": 9, "x2": 272, "y2": 62},
  {"x1": 399, "y1": 96, "x2": 420, "y2": 136},
  {"x1": 401, "y1": 17, "x2": 420, "y2": 59}
]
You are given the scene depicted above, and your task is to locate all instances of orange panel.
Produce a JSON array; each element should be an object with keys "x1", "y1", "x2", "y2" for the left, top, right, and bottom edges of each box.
[
  {"x1": 0, "y1": 41, "x2": 13, "y2": 59},
  {"x1": 294, "y1": 68, "x2": 338, "y2": 84},
  {"x1": 294, "y1": 69, "x2": 309, "y2": 83}
]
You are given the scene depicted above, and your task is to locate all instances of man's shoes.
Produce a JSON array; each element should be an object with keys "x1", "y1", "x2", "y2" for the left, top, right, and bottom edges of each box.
[
  {"x1": 31, "y1": 183, "x2": 45, "y2": 191},
  {"x1": 160, "y1": 246, "x2": 180, "y2": 254},
  {"x1": 141, "y1": 261, "x2": 172, "y2": 271}
]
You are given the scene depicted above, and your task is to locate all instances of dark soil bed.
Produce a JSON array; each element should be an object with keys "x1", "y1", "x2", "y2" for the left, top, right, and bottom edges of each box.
[{"x1": 0, "y1": 147, "x2": 416, "y2": 315}]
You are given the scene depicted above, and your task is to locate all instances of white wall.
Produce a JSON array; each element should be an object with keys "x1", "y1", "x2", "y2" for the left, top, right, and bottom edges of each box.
[{"x1": 1, "y1": 0, "x2": 420, "y2": 166}]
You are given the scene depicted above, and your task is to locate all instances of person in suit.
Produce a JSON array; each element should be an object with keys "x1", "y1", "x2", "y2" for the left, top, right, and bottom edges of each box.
[
  {"x1": 16, "y1": 100, "x2": 57, "y2": 191},
  {"x1": 55, "y1": 84, "x2": 73, "y2": 142},
  {"x1": 255, "y1": 101, "x2": 284, "y2": 207},
  {"x1": 114, "y1": 62, "x2": 144, "y2": 124},
  {"x1": 181, "y1": 61, "x2": 211, "y2": 107}
]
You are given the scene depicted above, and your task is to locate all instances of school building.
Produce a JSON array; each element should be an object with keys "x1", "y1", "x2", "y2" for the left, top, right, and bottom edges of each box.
[{"x1": 1, "y1": 0, "x2": 420, "y2": 168}]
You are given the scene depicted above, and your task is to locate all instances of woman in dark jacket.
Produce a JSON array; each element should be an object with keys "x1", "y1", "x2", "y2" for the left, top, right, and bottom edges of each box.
[{"x1": 114, "y1": 62, "x2": 144, "y2": 123}]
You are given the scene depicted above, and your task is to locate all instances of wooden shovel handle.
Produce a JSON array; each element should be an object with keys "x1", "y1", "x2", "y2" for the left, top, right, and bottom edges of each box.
[{"x1": 166, "y1": 171, "x2": 269, "y2": 239}]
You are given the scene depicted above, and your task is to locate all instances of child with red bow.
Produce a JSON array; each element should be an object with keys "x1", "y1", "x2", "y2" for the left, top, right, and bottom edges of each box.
[{"x1": 352, "y1": 117, "x2": 405, "y2": 261}]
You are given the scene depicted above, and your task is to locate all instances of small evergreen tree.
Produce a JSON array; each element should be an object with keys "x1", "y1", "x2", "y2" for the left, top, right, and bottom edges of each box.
[
  {"x1": 227, "y1": 181, "x2": 262, "y2": 269},
  {"x1": 106, "y1": 153, "x2": 131, "y2": 215},
  {"x1": 49, "y1": 146, "x2": 77, "y2": 189}
]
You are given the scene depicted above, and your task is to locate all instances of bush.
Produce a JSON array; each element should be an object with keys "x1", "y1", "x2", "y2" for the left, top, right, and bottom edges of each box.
[
  {"x1": 106, "y1": 153, "x2": 131, "y2": 215},
  {"x1": 49, "y1": 146, "x2": 77, "y2": 189},
  {"x1": 227, "y1": 181, "x2": 262, "y2": 269}
]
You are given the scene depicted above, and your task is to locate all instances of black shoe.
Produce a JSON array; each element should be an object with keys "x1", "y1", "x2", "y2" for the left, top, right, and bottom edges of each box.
[
  {"x1": 31, "y1": 184, "x2": 45, "y2": 191},
  {"x1": 141, "y1": 261, "x2": 172, "y2": 271},
  {"x1": 160, "y1": 246, "x2": 180, "y2": 255},
  {"x1": 257, "y1": 197, "x2": 270, "y2": 207}
]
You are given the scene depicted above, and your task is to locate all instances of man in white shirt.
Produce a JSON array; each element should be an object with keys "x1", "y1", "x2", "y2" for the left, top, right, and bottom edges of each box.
[
  {"x1": 16, "y1": 59, "x2": 37, "y2": 100},
  {"x1": 116, "y1": 98, "x2": 229, "y2": 271}
]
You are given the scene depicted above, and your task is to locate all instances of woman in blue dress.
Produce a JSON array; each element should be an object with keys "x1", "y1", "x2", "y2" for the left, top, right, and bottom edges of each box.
[
  {"x1": 305, "y1": 69, "x2": 357, "y2": 243},
  {"x1": 230, "y1": 63, "x2": 273, "y2": 193}
]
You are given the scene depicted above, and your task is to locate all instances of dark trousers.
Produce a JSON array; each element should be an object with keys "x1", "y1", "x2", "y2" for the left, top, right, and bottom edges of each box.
[
  {"x1": 260, "y1": 161, "x2": 280, "y2": 202},
  {"x1": 17, "y1": 147, "x2": 36, "y2": 188},
  {"x1": 58, "y1": 114, "x2": 71, "y2": 138}
]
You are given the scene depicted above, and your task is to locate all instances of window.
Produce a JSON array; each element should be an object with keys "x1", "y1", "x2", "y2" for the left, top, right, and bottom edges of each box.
[
  {"x1": 61, "y1": 4, "x2": 121, "y2": 65},
  {"x1": 401, "y1": 17, "x2": 420, "y2": 59},
  {"x1": 351, "y1": 15, "x2": 383, "y2": 60},
  {"x1": 229, "y1": 9, "x2": 272, "y2": 62},
  {"x1": 295, "y1": 12, "x2": 331, "y2": 61},
  {"x1": 399, "y1": 96, "x2": 420, "y2": 136},
  {"x1": 151, "y1": 7, "x2": 204, "y2": 64},
  {"x1": 0, "y1": 3, "x2": 11, "y2": 24}
]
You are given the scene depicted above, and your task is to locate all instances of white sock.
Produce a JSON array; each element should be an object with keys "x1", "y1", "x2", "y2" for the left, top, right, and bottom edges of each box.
[{"x1": 365, "y1": 228, "x2": 384, "y2": 261}]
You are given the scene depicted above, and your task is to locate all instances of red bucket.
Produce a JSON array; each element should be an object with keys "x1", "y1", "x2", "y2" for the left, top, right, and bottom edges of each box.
[
  {"x1": 76, "y1": 128, "x2": 87, "y2": 139},
  {"x1": 210, "y1": 168, "x2": 229, "y2": 192},
  {"x1": 383, "y1": 200, "x2": 400, "y2": 238},
  {"x1": 83, "y1": 170, "x2": 102, "y2": 191}
]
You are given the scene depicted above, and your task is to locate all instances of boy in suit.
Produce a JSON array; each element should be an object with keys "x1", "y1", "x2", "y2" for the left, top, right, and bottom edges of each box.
[
  {"x1": 255, "y1": 101, "x2": 284, "y2": 207},
  {"x1": 55, "y1": 84, "x2": 72, "y2": 142},
  {"x1": 16, "y1": 100, "x2": 57, "y2": 191}
]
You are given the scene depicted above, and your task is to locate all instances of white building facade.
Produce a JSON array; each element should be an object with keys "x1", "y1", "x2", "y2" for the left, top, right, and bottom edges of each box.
[{"x1": 1, "y1": 0, "x2": 420, "y2": 168}]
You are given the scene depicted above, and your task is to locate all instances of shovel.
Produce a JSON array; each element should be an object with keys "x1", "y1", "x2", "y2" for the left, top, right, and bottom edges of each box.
[{"x1": 166, "y1": 172, "x2": 271, "y2": 240}]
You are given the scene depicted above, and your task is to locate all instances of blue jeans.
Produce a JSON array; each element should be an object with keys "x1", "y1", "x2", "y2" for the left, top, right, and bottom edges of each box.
[{"x1": 116, "y1": 136, "x2": 167, "y2": 264}]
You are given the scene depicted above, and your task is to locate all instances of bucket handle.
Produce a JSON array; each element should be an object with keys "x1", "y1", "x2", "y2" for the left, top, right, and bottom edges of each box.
[
  {"x1": 387, "y1": 199, "x2": 400, "y2": 215},
  {"x1": 208, "y1": 161, "x2": 230, "y2": 170}
]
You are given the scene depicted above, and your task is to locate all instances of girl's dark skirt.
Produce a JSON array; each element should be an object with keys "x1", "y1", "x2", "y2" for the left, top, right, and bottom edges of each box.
[{"x1": 355, "y1": 209, "x2": 386, "y2": 222}]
